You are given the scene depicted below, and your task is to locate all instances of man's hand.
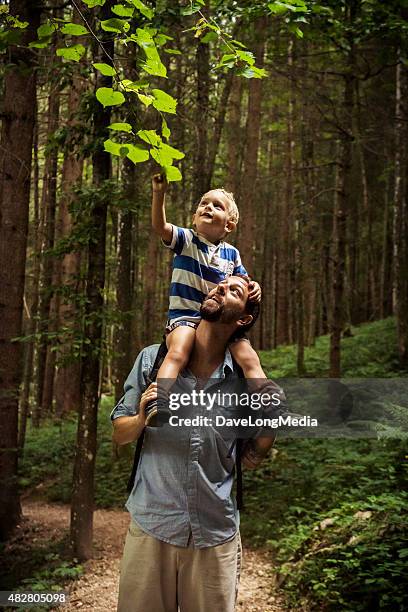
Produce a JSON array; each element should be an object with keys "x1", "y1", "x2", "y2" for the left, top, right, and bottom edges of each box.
[
  {"x1": 241, "y1": 437, "x2": 274, "y2": 469},
  {"x1": 152, "y1": 173, "x2": 168, "y2": 194},
  {"x1": 248, "y1": 281, "x2": 261, "y2": 303},
  {"x1": 112, "y1": 383, "x2": 157, "y2": 445}
]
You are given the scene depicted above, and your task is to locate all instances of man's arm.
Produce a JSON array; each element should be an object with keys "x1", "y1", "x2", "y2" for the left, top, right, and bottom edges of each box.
[
  {"x1": 111, "y1": 348, "x2": 157, "y2": 445},
  {"x1": 113, "y1": 381, "x2": 159, "y2": 444},
  {"x1": 152, "y1": 173, "x2": 173, "y2": 243}
]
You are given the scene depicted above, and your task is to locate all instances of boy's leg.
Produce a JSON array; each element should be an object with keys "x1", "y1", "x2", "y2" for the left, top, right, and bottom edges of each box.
[
  {"x1": 145, "y1": 324, "x2": 196, "y2": 426},
  {"x1": 229, "y1": 338, "x2": 266, "y2": 381},
  {"x1": 159, "y1": 324, "x2": 196, "y2": 380}
]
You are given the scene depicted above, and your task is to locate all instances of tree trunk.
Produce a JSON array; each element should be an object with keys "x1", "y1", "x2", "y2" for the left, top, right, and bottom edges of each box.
[
  {"x1": 276, "y1": 38, "x2": 294, "y2": 345},
  {"x1": 114, "y1": 159, "x2": 135, "y2": 401},
  {"x1": 237, "y1": 16, "x2": 267, "y2": 274},
  {"x1": 0, "y1": 0, "x2": 40, "y2": 540},
  {"x1": 70, "y1": 3, "x2": 113, "y2": 560},
  {"x1": 225, "y1": 76, "x2": 243, "y2": 195},
  {"x1": 19, "y1": 97, "x2": 40, "y2": 451},
  {"x1": 330, "y1": 76, "x2": 354, "y2": 378},
  {"x1": 54, "y1": 8, "x2": 86, "y2": 417},
  {"x1": 192, "y1": 0, "x2": 210, "y2": 202},
  {"x1": 33, "y1": 65, "x2": 61, "y2": 425},
  {"x1": 392, "y1": 55, "x2": 408, "y2": 366}
]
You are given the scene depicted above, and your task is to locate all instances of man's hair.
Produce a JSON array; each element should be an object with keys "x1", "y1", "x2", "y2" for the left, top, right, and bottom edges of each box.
[
  {"x1": 230, "y1": 274, "x2": 260, "y2": 339},
  {"x1": 215, "y1": 188, "x2": 239, "y2": 224}
]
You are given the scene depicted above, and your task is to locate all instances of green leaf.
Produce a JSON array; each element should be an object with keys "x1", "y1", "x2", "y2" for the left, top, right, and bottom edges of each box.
[
  {"x1": 37, "y1": 23, "x2": 56, "y2": 38},
  {"x1": 236, "y1": 49, "x2": 255, "y2": 65},
  {"x1": 82, "y1": 0, "x2": 105, "y2": 6},
  {"x1": 120, "y1": 79, "x2": 140, "y2": 92},
  {"x1": 129, "y1": 0, "x2": 154, "y2": 19},
  {"x1": 96, "y1": 87, "x2": 125, "y2": 107},
  {"x1": 126, "y1": 144, "x2": 150, "y2": 164},
  {"x1": 93, "y1": 62, "x2": 117, "y2": 76},
  {"x1": 162, "y1": 119, "x2": 170, "y2": 140},
  {"x1": 238, "y1": 65, "x2": 267, "y2": 79},
  {"x1": 104, "y1": 139, "x2": 129, "y2": 156},
  {"x1": 201, "y1": 31, "x2": 218, "y2": 43},
  {"x1": 132, "y1": 28, "x2": 167, "y2": 77},
  {"x1": 137, "y1": 93, "x2": 153, "y2": 106},
  {"x1": 108, "y1": 122, "x2": 133, "y2": 133},
  {"x1": 181, "y1": 2, "x2": 203, "y2": 16},
  {"x1": 112, "y1": 4, "x2": 134, "y2": 17},
  {"x1": 141, "y1": 57, "x2": 167, "y2": 78},
  {"x1": 164, "y1": 165, "x2": 182, "y2": 182},
  {"x1": 61, "y1": 23, "x2": 88, "y2": 36},
  {"x1": 101, "y1": 18, "x2": 130, "y2": 33},
  {"x1": 164, "y1": 48, "x2": 182, "y2": 55},
  {"x1": 137, "y1": 130, "x2": 161, "y2": 146},
  {"x1": 152, "y1": 89, "x2": 177, "y2": 114},
  {"x1": 150, "y1": 147, "x2": 172, "y2": 166},
  {"x1": 56, "y1": 44, "x2": 85, "y2": 62},
  {"x1": 160, "y1": 143, "x2": 184, "y2": 160}
]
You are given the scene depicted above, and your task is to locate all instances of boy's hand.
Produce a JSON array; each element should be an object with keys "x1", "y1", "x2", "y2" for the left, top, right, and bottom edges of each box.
[
  {"x1": 248, "y1": 281, "x2": 261, "y2": 303},
  {"x1": 152, "y1": 173, "x2": 168, "y2": 194}
]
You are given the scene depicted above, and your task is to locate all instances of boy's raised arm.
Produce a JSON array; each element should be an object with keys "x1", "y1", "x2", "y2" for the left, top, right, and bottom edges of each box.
[{"x1": 152, "y1": 173, "x2": 173, "y2": 243}]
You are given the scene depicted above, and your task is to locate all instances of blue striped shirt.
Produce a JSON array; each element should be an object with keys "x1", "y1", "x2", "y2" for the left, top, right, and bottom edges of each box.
[{"x1": 164, "y1": 225, "x2": 247, "y2": 324}]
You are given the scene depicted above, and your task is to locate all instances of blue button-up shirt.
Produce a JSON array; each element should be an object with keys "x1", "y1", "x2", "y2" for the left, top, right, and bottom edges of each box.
[{"x1": 111, "y1": 344, "x2": 254, "y2": 549}]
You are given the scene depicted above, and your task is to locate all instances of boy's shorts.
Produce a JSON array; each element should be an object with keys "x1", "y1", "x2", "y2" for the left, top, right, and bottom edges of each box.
[
  {"x1": 165, "y1": 319, "x2": 249, "y2": 345},
  {"x1": 165, "y1": 320, "x2": 199, "y2": 335}
]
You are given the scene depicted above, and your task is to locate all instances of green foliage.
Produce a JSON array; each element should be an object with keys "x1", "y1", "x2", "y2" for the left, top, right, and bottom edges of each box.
[
  {"x1": 20, "y1": 400, "x2": 130, "y2": 509},
  {"x1": 242, "y1": 317, "x2": 408, "y2": 610},
  {"x1": 56, "y1": 44, "x2": 86, "y2": 62},
  {"x1": 93, "y1": 62, "x2": 117, "y2": 76},
  {"x1": 260, "y1": 318, "x2": 400, "y2": 378},
  {"x1": 96, "y1": 87, "x2": 125, "y2": 107}
]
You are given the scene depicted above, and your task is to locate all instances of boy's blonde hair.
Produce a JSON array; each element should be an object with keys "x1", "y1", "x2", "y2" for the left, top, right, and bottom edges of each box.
[{"x1": 214, "y1": 188, "x2": 239, "y2": 224}]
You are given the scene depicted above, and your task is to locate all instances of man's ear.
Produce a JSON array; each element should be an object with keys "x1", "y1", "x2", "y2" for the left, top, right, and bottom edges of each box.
[
  {"x1": 224, "y1": 219, "x2": 236, "y2": 235},
  {"x1": 236, "y1": 313, "x2": 253, "y2": 328}
]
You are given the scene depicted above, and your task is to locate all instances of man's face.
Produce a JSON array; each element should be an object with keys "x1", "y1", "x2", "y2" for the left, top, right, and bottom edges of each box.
[{"x1": 200, "y1": 276, "x2": 250, "y2": 325}]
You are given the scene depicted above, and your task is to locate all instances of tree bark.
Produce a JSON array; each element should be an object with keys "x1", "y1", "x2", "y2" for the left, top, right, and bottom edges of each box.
[
  {"x1": 0, "y1": 0, "x2": 41, "y2": 540},
  {"x1": 237, "y1": 16, "x2": 267, "y2": 274},
  {"x1": 392, "y1": 54, "x2": 408, "y2": 366},
  {"x1": 192, "y1": 0, "x2": 210, "y2": 202},
  {"x1": 33, "y1": 61, "x2": 61, "y2": 425},
  {"x1": 54, "y1": 8, "x2": 86, "y2": 417},
  {"x1": 70, "y1": 2, "x2": 113, "y2": 560}
]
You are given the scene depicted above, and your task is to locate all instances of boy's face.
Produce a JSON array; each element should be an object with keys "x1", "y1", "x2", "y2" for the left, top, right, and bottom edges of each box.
[{"x1": 192, "y1": 190, "x2": 236, "y2": 242}]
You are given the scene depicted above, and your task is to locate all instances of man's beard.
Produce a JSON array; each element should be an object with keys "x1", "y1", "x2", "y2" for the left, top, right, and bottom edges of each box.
[{"x1": 200, "y1": 296, "x2": 243, "y2": 324}]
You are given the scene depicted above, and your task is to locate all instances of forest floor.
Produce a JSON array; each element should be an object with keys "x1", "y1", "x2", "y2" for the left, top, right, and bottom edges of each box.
[{"x1": 3, "y1": 500, "x2": 287, "y2": 612}]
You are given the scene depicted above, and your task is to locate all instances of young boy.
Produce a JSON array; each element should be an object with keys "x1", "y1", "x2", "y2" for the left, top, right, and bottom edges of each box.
[{"x1": 146, "y1": 173, "x2": 266, "y2": 425}]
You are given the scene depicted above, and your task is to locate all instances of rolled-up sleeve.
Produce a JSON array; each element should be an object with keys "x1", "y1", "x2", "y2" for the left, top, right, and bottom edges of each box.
[
  {"x1": 162, "y1": 224, "x2": 192, "y2": 255},
  {"x1": 110, "y1": 348, "x2": 155, "y2": 421}
]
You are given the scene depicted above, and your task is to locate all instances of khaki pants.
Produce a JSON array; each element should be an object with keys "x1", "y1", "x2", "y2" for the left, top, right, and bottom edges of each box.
[{"x1": 118, "y1": 520, "x2": 242, "y2": 612}]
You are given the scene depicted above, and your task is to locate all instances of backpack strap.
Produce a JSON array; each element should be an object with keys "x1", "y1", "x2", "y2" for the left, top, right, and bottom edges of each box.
[
  {"x1": 127, "y1": 341, "x2": 168, "y2": 493},
  {"x1": 229, "y1": 358, "x2": 245, "y2": 511}
]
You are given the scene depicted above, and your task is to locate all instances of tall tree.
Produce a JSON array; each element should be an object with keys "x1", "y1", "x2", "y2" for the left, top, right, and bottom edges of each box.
[
  {"x1": 0, "y1": 0, "x2": 41, "y2": 540},
  {"x1": 70, "y1": 2, "x2": 113, "y2": 560}
]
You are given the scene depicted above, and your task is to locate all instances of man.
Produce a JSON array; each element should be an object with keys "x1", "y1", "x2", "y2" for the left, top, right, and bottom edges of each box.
[{"x1": 111, "y1": 275, "x2": 280, "y2": 612}]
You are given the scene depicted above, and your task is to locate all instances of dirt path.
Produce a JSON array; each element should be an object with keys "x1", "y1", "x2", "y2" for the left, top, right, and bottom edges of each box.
[{"x1": 17, "y1": 501, "x2": 286, "y2": 611}]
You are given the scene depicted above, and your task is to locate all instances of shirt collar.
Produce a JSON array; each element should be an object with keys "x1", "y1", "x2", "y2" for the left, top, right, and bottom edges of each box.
[
  {"x1": 182, "y1": 348, "x2": 235, "y2": 380},
  {"x1": 193, "y1": 229, "x2": 223, "y2": 249}
]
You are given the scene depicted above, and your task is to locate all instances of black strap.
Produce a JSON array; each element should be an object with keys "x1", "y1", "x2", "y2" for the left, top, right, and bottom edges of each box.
[
  {"x1": 236, "y1": 439, "x2": 244, "y2": 511},
  {"x1": 126, "y1": 341, "x2": 168, "y2": 493}
]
